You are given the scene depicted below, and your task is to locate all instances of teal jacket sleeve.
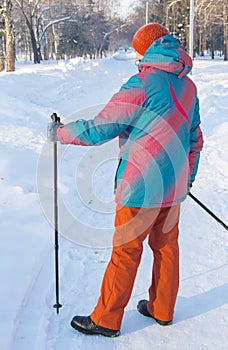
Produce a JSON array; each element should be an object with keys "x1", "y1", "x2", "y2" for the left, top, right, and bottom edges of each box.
[{"x1": 57, "y1": 76, "x2": 146, "y2": 145}]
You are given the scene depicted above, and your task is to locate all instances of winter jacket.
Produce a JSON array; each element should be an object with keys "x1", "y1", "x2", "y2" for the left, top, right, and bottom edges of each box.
[{"x1": 57, "y1": 35, "x2": 203, "y2": 208}]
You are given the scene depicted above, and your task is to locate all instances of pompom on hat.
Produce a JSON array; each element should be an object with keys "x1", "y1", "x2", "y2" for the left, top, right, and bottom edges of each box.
[{"x1": 132, "y1": 23, "x2": 169, "y2": 56}]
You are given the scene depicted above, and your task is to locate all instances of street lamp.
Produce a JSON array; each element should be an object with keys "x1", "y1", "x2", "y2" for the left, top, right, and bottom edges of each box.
[
  {"x1": 189, "y1": 0, "x2": 194, "y2": 59},
  {"x1": 146, "y1": 2, "x2": 149, "y2": 25}
]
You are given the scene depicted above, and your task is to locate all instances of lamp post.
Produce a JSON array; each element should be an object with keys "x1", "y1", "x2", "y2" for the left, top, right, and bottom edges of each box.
[
  {"x1": 189, "y1": 0, "x2": 194, "y2": 59},
  {"x1": 146, "y1": 1, "x2": 149, "y2": 25}
]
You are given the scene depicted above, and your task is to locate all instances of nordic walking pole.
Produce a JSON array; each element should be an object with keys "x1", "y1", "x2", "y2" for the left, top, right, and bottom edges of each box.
[
  {"x1": 53, "y1": 139, "x2": 62, "y2": 313},
  {"x1": 188, "y1": 192, "x2": 228, "y2": 231},
  {"x1": 48, "y1": 113, "x2": 62, "y2": 313}
]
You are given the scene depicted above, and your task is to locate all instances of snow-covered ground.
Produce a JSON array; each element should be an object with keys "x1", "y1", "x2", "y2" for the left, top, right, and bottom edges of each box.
[{"x1": 0, "y1": 55, "x2": 227, "y2": 350}]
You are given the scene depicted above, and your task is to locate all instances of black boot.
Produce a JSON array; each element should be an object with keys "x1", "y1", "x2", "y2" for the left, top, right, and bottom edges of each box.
[
  {"x1": 71, "y1": 315, "x2": 120, "y2": 337},
  {"x1": 137, "y1": 300, "x2": 172, "y2": 326}
]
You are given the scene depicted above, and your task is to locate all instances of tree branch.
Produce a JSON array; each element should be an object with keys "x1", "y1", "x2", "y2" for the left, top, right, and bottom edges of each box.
[{"x1": 38, "y1": 16, "x2": 71, "y2": 43}]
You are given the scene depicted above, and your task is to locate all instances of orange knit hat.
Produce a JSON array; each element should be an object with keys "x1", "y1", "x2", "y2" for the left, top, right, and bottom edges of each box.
[{"x1": 132, "y1": 23, "x2": 169, "y2": 56}]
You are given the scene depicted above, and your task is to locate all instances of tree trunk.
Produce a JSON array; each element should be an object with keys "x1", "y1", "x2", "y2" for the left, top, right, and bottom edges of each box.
[
  {"x1": 0, "y1": 49, "x2": 4, "y2": 71},
  {"x1": 22, "y1": 12, "x2": 40, "y2": 63},
  {"x1": 42, "y1": 31, "x2": 49, "y2": 60},
  {"x1": 52, "y1": 24, "x2": 60, "y2": 59},
  {"x1": 0, "y1": 26, "x2": 4, "y2": 71},
  {"x1": 210, "y1": 26, "x2": 214, "y2": 60},
  {"x1": 223, "y1": 3, "x2": 228, "y2": 60},
  {"x1": 0, "y1": 4, "x2": 4, "y2": 71},
  {"x1": 224, "y1": 37, "x2": 228, "y2": 61},
  {"x1": 30, "y1": 26, "x2": 41, "y2": 63},
  {"x1": 4, "y1": 0, "x2": 15, "y2": 72}
]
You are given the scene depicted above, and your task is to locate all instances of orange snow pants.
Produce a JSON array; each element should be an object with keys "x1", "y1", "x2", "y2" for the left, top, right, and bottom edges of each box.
[{"x1": 90, "y1": 204, "x2": 180, "y2": 330}]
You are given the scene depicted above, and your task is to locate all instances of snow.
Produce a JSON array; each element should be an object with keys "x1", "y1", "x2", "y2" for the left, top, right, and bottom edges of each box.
[
  {"x1": 113, "y1": 47, "x2": 136, "y2": 60},
  {"x1": 0, "y1": 55, "x2": 227, "y2": 350}
]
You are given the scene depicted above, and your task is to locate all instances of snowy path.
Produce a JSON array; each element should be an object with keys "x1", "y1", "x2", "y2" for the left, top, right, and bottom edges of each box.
[
  {"x1": 0, "y1": 57, "x2": 227, "y2": 350},
  {"x1": 9, "y1": 222, "x2": 228, "y2": 350}
]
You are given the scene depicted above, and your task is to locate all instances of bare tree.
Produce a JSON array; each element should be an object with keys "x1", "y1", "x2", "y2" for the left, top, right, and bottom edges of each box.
[
  {"x1": 195, "y1": 0, "x2": 227, "y2": 60},
  {"x1": 14, "y1": 0, "x2": 43, "y2": 63},
  {"x1": 15, "y1": 0, "x2": 71, "y2": 63}
]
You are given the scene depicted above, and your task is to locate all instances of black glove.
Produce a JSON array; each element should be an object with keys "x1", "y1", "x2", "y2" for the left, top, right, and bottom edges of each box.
[{"x1": 47, "y1": 113, "x2": 63, "y2": 142}]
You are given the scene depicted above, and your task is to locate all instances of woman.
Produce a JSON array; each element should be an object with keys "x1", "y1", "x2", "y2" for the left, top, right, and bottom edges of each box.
[{"x1": 54, "y1": 23, "x2": 203, "y2": 337}]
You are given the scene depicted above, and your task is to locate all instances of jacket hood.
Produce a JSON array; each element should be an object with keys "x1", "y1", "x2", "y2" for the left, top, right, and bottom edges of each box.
[{"x1": 140, "y1": 35, "x2": 192, "y2": 78}]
